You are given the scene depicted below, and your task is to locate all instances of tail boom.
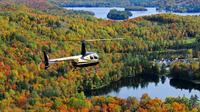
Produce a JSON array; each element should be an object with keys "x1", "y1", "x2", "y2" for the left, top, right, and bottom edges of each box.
[{"x1": 43, "y1": 51, "x2": 81, "y2": 69}]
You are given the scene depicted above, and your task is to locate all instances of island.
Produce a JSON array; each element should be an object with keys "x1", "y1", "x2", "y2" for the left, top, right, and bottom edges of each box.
[
  {"x1": 107, "y1": 9, "x2": 132, "y2": 20},
  {"x1": 125, "y1": 6, "x2": 147, "y2": 11}
]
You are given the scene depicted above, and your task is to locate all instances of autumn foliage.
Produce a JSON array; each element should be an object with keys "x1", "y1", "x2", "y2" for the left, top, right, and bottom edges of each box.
[{"x1": 0, "y1": 2, "x2": 200, "y2": 111}]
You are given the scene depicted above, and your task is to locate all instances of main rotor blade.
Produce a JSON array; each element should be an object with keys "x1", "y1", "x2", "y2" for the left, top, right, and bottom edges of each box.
[
  {"x1": 85, "y1": 38, "x2": 125, "y2": 42},
  {"x1": 56, "y1": 38, "x2": 125, "y2": 42}
]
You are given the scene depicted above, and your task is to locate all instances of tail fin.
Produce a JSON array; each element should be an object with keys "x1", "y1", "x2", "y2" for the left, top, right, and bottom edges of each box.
[
  {"x1": 43, "y1": 51, "x2": 49, "y2": 69},
  {"x1": 81, "y1": 40, "x2": 86, "y2": 56}
]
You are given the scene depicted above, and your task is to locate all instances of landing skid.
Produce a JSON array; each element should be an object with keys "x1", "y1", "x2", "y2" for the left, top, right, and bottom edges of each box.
[
  {"x1": 72, "y1": 65, "x2": 99, "y2": 74},
  {"x1": 72, "y1": 67, "x2": 81, "y2": 71}
]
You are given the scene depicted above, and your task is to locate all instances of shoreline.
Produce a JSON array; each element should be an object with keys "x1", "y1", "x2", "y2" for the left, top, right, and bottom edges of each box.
[
  {"x1": 63, "y1": 6, "x2": 200, "y2": 14},
  {"x1": 171, "y1": 78, "x2": 200, "y2": 85}
]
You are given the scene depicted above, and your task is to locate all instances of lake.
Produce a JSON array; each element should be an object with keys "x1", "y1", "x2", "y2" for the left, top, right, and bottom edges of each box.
[
  {"x1": 64, "y1": 7, "x2": 200, "y2": 19},
  {"x1": 85, "y1": 75, "x2": 200, "y2": 99},
  {"x1": 64, "y1": 7, "x2": 200, "y2": 99}
]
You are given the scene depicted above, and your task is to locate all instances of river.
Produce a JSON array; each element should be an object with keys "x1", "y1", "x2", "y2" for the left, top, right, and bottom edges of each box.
[{"x1": 64, "y1": 7, "x2": 200, "y2": 19}]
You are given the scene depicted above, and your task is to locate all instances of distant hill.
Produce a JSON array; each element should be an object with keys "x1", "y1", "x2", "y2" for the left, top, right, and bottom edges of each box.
[
  {"x1": 155, "y1": 0, "x2": 200, "y2": 12},
  {"x1": 1, "y1": 0, "x2": 199, "y2": 13},
  {"x1": 15, "y1": 0, "x2": 51, "y2": 10},
  {"x1": 0, "y1": 0, "x2": 95, "y2": 16},
  {"x1": 0, "y1": 0, "x2": 52, "y2": 10},
  {"x1": 49, "y1": 0, "x2": 153, "y2": 7},
  {"x1": 165, "y1": 0, "x2": 200, "y2": 6},
  {"x1": 51, "y1": 0, "x2": 200, "y2": 13},
  {"x1": 2, "y1": 0, "x2": 200, "y2": 11},
  {"x1": 151, "y1": 0, "x2": 200, "y2": 6},
  {"x1": 49, "y1": 0, "x2": 131, "y2": 7}
]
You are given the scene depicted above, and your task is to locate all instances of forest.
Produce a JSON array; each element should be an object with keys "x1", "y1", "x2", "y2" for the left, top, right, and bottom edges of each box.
[{"x1": 0, "y1": 0, "x2": 200, "y2": 111}]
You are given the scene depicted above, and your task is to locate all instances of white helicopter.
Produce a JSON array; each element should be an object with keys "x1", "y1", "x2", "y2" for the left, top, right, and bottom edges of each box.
[{"x1": 43, "y1": 38, "x2": 124, "y2": 69}]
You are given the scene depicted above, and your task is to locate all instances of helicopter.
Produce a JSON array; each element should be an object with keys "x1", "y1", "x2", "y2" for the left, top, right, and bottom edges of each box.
[{"x1": 43, "y1": 38, "x2": 124, "y2": 69}]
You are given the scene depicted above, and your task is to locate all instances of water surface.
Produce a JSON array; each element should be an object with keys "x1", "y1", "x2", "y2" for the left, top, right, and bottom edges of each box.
[
  {"x1": 86, "y1": 75, "x2": 200, "y2": 99},
  {"x1": 65, "y1": 7, "x2": 200, "y2": 19}
]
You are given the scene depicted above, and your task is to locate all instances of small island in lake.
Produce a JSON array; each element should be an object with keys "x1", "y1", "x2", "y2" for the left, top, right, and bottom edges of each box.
[
  {"x1": 107, "y1": 9, "x2": 132, "y2": 20},
  {"x1": 125, "y1": 6, "x2": 147, "y2": 11}
]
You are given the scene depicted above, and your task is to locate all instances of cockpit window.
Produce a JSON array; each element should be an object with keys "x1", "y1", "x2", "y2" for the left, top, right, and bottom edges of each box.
[
  {"x1": 94, "y1": 56, "x2": 98, "y2": 59},
  {"x1": 90, "y1": 56, "x2": 94, "y2": 59}
]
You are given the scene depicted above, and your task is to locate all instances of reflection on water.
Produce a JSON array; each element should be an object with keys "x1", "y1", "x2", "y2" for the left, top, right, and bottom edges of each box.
[
  {"x1": 86, "y1": 74, "x2": 200, "y2": 99},
  {"x1": 170, "y1": 78, "x2": 200, "y2": 92},
  {"x1": 85, "y1": 74, "x2": 159, "y2": 96}
]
